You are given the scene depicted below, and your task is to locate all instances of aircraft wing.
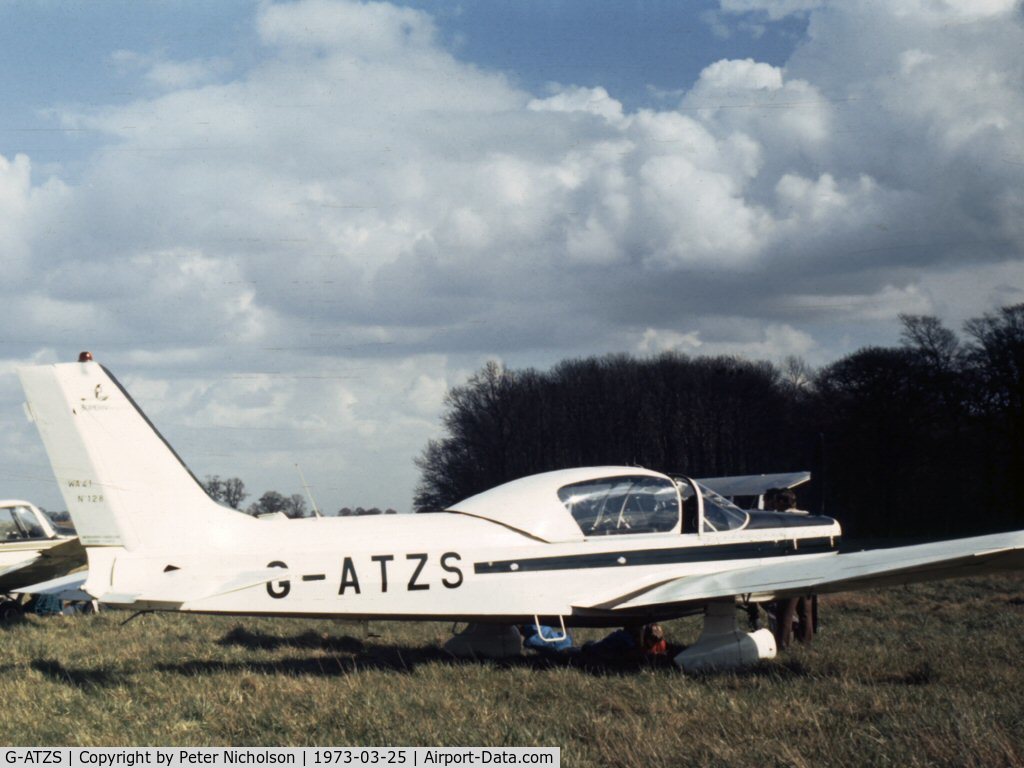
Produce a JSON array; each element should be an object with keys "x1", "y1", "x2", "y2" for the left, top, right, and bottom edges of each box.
[
  {"x1": 0, "y1": 556, "x2": 41, "y2": 592},
  {"x1": 695, "y1": 471, "x2": 811, "y2": 498},
  {"x1": 0, "y1": 538, "x2": 86, "y2": 594},
  {"x1": 582, "y1": 530, "x2": 1024, "y2": 611}
]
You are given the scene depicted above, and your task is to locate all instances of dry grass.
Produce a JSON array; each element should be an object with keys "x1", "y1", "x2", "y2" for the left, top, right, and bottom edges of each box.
[{"x1": 2, "y1": 575, "x2": 1023, "y2": 767}]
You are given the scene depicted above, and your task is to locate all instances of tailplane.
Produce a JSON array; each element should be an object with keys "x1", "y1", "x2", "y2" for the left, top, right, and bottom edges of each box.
[{"x1": 18, "y1": 357, "x2": 254, "y2": 552}]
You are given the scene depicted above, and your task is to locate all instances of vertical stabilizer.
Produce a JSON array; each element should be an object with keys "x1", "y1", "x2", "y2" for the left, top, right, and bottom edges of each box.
[{"x1": 18, "y1": 360, "x2": 253, "y2": 552}]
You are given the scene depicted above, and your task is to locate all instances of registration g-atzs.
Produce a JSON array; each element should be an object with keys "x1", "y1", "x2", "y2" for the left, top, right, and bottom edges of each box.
[{"x1": 5, "y1": 753, "x2": 63, "y2": 765}]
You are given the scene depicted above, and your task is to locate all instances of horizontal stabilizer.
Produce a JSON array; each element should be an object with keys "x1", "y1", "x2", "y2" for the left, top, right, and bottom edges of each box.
[
  {"x1": 584, "y1": 530, "x2": 1024, "y2": 611},
  {"x1": 16, "y1": 572, "x2": 90, "y2": 601},
  {"x1": 0, "y1": 556, "x2": 40, "y2": 583},
  {"x1": 97, "y1": 566, "x2": 293, "y2": 608},
  {"x1": 695, "y1": 471, "x2": 811, "y2": 497}
]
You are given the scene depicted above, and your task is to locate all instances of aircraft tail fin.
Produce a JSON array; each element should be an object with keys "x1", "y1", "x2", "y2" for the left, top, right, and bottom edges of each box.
[{"x1": 18, "y1": 359, "x2": 254, "y2": 552}]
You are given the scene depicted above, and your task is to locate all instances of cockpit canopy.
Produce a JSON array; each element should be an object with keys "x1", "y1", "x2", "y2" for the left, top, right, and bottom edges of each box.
[
  {"x1": 448, "y1": 467, "x2": 669, "y2": 542},
  {"x1": 0, "y1": 501, "x2": 57, "y2": 541},
  {"x1": 677, "y1": 482, "x2": 750, "y2": 533},
  {"x1": 447, "y1": 466, "x2": 755, "y2": 542},
  {"x1": 558, "y1": 475, "x2": 679, "y2": 536}
]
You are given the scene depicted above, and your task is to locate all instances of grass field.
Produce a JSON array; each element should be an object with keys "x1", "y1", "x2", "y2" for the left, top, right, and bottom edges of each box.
[{"x1": 2, "y1": 575, "x2": 1024, "y2": 766}]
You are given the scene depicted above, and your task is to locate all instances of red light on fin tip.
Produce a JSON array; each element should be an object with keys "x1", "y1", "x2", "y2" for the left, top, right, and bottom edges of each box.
[{"x1": 78, "y1": 351, "x2": 93, "y2": 362}]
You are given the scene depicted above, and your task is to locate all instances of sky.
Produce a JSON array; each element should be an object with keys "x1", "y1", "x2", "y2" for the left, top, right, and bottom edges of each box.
[{"x1": 1, "y1": 0, "x2": 1023, "y2": 513}]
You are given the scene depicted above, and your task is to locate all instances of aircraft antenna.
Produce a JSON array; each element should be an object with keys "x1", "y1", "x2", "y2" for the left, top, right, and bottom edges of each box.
[{"x1": 295, "y1": 463, "x2": 323, "y2": 518}]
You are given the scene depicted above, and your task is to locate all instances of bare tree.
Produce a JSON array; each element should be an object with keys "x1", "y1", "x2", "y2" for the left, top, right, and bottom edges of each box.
[
  {"x1": 900, "y1": 314, "x2": 960, "y2": 370},
  {"x1": 284, "y1": 494, "x2": 308, "y2": 518},
  {"x1": 221, "y1": 478, "x2": 248, "y2": 509},
  {"x1": 203, "y1": 475, "x2": 225, "y2": 502},
  {"x1": 203, "y1": 475, "x2": 249, "y2": 509}
]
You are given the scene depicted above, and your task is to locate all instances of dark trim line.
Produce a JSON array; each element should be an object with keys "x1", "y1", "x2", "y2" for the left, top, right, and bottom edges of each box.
[
  {"x1": 745, "y1": 513, "x2": 837, "y2": 530},
  {"x1": 301, "y1": 574, "x2": 326, "y2": 582},
  {"x1": 473, "y1": 536, "x2": 838, "y2": 575}
]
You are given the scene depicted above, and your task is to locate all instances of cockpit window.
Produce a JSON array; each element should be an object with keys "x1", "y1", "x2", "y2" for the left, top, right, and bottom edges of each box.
[
  {"x1": 672, "y1": 478, "x2": 752, "y2": 533},
  {"x1": 558, "y1": 475, "x2": 679, "y2": 536},
  {"x1": 699, "y1": 485, "x2": 749, "y2": 532},
  {"x1": 13, "y1": 506, "x2": 45, "y2": 538},
  {"x1": 0, "y1": 508, "x2": 21, "y2": 540}
]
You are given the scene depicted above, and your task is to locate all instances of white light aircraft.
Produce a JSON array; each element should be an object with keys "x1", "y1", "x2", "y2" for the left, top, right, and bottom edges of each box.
[
  {"x1": 0, "y1": 499, "x2": 85, "y2": 619},
  {"x1": 17, "y1": 358, "x2": 1024, "y2": 671}
]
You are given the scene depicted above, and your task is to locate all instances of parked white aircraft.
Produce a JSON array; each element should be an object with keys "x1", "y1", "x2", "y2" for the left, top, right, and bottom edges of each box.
[
  {"x1": 0, "y1": 499, "x2": 84, "y2": 618},
  {"x1": 17, "y1": 358, "x2": 1024, "y2": 671}
]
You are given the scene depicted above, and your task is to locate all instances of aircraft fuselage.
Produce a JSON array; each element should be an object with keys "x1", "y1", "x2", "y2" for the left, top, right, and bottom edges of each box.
[{"x1": 90, "y1": 512, "x2": 840, "y2": 625}]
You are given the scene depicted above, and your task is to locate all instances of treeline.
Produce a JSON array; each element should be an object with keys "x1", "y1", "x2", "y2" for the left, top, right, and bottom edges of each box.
[
  {"x1": 202, "y1": 476, "x2": 397, "y2": 517},
  {"x1": 415, "y1": 304, "x2": 1024, "y2": 540}
]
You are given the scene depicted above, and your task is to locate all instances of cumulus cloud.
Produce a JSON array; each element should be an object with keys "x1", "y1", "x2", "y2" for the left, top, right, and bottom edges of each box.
[
  {"x1": 0, "y1": 153, "x2": 70, "y2": 282},
  {"x1": 529, "y1": 85, "x2": 625, "y2": 123},
  {"x1": 4, "y1": 0, "x2": 1024, "y2": 509},
  {"x1": 720, "y1": 0, "x2": 824, "y2": 21},
  {"x1": 257, "y1": 0, "x2": 438, "y2": 54},
  {"x1": 49, "y1": 0, "x2": 1024, "y2": 333},
  {"x1": 111, "y1": 50, "x2": 232, "y2": 89}
]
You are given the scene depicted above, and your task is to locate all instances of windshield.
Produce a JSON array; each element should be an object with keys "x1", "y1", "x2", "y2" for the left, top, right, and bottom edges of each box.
[
  {"x1": 675, "y1": 483, "x2": 749, "y2": 532},
  {"x1": 558, "y1": 475, "x2": 679, "y2": 536},
  {"x1": 13, "y1": 506, "x2": 46, "y2": 538},
  {"x1": 0, "y1": 508, "x2": 20, "y2": 540},
  {"x1": 698, "y1": 485, "x2": 749, "y2": 532}
]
